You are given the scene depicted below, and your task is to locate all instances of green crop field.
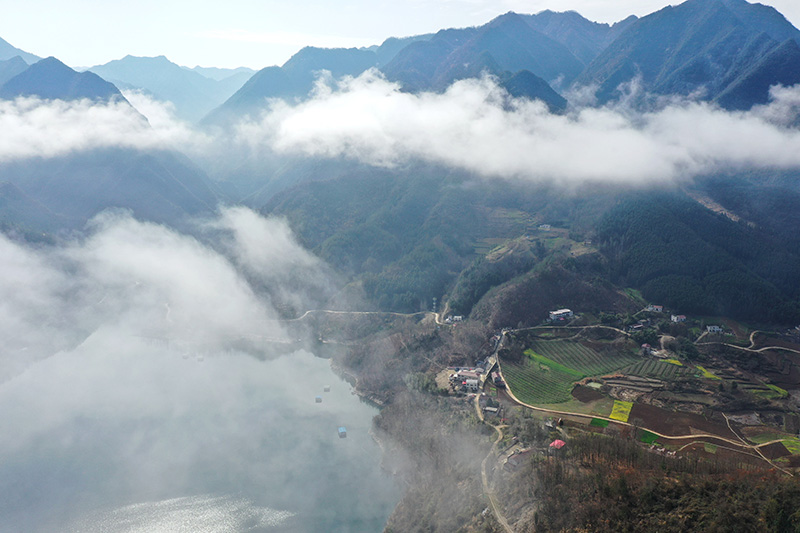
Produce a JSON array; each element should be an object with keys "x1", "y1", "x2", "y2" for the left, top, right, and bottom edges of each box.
[
  {"x1": 502, "y1": 339, "x2": 639, "y2": 405},
  {"x1": 525, "y1": 340, "x2": 639, "y2": 376},
  {"x1": 639, "y1": 430, "x2": 659, "y2": 444},
  {"x1": 625, "y1": 359, "x2": 693, "y2": 379}
]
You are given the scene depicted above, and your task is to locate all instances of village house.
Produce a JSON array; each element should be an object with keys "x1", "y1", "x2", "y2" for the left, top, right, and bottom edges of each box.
[
  {"x1": 671, "y1": 314, "x2": 687, "y2": 323},
  {"x1": 707, "y1": 325, "x2": 724, "y2": 334},
  {"x1": 549, "y1": 308, "x2": 573, "y2": 321},
  {"x1": 646, "y1": 304, "x2": 664, "y2": 312}
]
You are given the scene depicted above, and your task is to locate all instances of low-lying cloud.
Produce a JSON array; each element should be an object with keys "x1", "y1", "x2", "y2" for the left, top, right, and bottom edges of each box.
[
  {"x1": 0, "y1": 207, "x2": 330, "y2": 382},
  {"x1": 5, "y1": 71, "x2": 800, "y2": 184},
  {"x1": 0, "y1": 92, "x2": 207, "y2": 162},
  {"x1": 238, "y1": 71, "x2": 800, "y2": 182}
]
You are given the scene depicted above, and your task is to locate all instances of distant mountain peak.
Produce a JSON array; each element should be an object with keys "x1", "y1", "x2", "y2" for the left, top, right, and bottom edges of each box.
[
  {"x1": 0, "y1": 36, "x2": 40, "y2": 64},
  {"x1": 0, "y1": 56, "x2": 125, "y2": 102}
]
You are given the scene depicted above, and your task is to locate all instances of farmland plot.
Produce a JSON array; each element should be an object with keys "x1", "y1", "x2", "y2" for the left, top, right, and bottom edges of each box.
[{"x1": 502, "y1": 339, "x2": 639, "y2": 405}]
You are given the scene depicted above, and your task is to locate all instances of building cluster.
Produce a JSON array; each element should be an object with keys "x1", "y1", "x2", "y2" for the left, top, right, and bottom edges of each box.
[{"x1": 448, "y1": 367, "x2": 483, "y2": 392}]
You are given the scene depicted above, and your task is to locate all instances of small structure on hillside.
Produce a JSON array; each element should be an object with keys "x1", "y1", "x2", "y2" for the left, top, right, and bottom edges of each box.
[
  {"x1": 315, "y1": 396, "x2": 322, "y2": 403},
  {"x1": 549, "y1": 309, "x2": 573, "y2": 321},
  {"x1": 646, "y1": 304, "x2": 664, "y2": 312},
  {"x1": 492, "y1": 372, "x2": 506, "y2": 388},
  {"x1": 641, "y1": 343, "x2": 653, "y2": 356},
  {"x1": 463, "y1": 379, "x2": 480, "y2": 393},
  {"x1": 671, "y1": 314, "x2": 687, "y2": 323},
  {"x1": 324, "y1": 385, "x2": 331, "y2": 392},
  {"x1": 338, "y1": 427, "x2": 347, "y2": 438},
  {"x1": 707, "y1": 325, "x2": 724, "y2": 333}
]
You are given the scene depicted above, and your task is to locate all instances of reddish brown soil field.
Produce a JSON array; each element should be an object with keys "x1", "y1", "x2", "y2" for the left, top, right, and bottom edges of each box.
[
  {"x1": 759, "y1": 441, "x2": 792, "y2": 460},
  {"x1": 629, "y1": 403, "x2": 738, "y2": 439},
  {"x1": 572, "y1": 385, "x2": 604, "y2": 403},
  {"x1": 752, "y1": 334, "x2": 800, "y2": 351}
]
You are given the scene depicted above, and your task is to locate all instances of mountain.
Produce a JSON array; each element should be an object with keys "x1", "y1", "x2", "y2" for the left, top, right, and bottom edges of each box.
[
  {"x1": 500, "y1": 69, "x2": 567, "y2": 112},
  {"x1": 89, "y1": 55, "x2": 251, "y2": 122},
  {"x1": 0, "y1": 57, "x2": 124, "y2": 102},
  {"x1": 190, "y1": 65, "x2": 255, "y2": 82},
  {"x1": 204, "y1": 47, "x2": 378, "y2": 124},
  {"x1": 383, "y1": 12, "x2": 583, "y2": 91},
  {"x1": 0, "y1": 56, "x2": 29, "y2": 86},
  {"x1": 575, "y1": 0, "x2": 800, "y2": 109},
  {"x1": 371, "y1": 34, "x2": 434, "y2": 67},
  {"x1": 0, "y1": 36, "x2": 40, "y2": 64},
  {"x1": 0, "y1": 148, "x2": 220, "y2": 230},
  {"x1": 0, "y1": 181, "x2": 75, "y2": 232},
  {"x1": 521, "y1": 10, "x2": 637, "y2": 65}
]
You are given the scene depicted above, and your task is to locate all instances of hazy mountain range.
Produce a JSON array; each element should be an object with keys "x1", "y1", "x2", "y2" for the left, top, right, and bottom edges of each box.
[
  {"x1": 3, "y1": 0, "x2": 800, "y2": 321},
  {"x1": 4, "y1": 0, "x2": 800, "y2": 121}
]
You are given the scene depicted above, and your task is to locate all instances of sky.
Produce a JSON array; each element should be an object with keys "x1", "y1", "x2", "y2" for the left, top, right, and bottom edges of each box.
[{"x1": 2, "y1": 0, "x2": 800, "y2": 69}]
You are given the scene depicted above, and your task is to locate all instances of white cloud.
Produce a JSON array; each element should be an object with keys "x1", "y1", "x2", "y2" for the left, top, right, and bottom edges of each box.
[
  {"x1": 234, "y1": 71, "x2": 800, "y2": 183},
  {"x1": 0, "y1": 94, "x2": 208, "y2": 162},
  {"x1": 5, "y1": 71, "x2": 800, "y2": 186},
  {"x1": 0, "y1": 207, "x2": 330, "y2": 383}
]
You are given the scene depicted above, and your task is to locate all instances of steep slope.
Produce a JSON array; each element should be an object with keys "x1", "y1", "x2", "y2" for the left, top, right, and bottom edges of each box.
[
  {"x1": 383, "y1": 12, "x2": 582, "y2": 91},
  {"x1": 0, "y1": 36, "x2": 40, "y2": 64},
  {"x1": 372, "y1": 34, "x2": 434, "y2": 67},
  {"x1": 381, "y1": 28, "x2": 477, "y2": 92},
  {"x1": 432, "y1": 12, "x2": 584, "y2": 88},
  {"x1": 715, "y1": 38, "x2": 800, "y2": 109},
  {"x1": 597, "y1": 188, "x2": 800, "y2": 323},
  {"x1": 89, "y1": 55, "x2": 249, "y2": 121},
  {"x1": 0, "y1": 56, "x2": 29, "y2": 86},
  {"x1": 0, "y1": 181, "x2": 76, "y2": 232},
  {"x1": 0, "y1": 57, "x2": 124, "y2": 102},
  {"x1": 575, "y1": 0, "x2": 800, "y2": 109},
  {"x1": 522, "y1": 10, "x2": 637, "y2": 64},
  {"x1": 204, "y1": 47, "x2": 377, "y2": 124},
  {"x1": 501, "y1": 69, "x2": 567, "y2": 112},
  {"x1": 0, "y1": 148, "x2": 219, "y2": 229}
]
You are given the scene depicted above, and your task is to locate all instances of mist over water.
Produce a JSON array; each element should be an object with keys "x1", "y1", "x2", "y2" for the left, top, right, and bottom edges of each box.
[
  {"x1": 0, "y1": 347, "x2": 398, "y2": 532},
  {"x1": 0, "y1": 209, "x2": 398, "y2": 532}
]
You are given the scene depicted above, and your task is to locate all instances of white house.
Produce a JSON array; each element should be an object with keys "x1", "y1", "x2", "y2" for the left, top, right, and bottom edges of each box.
[
  {"x1": 707, "y1": 325, "x2": 724, "y2": 333},
  {"x1": 671, "y1": 314, "x2": 687, "y2": 323},
  {"x1": 549, "y1": 309, "x2": 573, "y2": 321},
  {"x1": 646, "y1": 304, "x2": 664, "y2": 312}
]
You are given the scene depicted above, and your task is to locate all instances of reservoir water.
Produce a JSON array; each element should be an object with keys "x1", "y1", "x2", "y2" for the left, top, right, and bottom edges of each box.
[{"x1": 0, "y1": 332, "x2": 399, "y2": 532}]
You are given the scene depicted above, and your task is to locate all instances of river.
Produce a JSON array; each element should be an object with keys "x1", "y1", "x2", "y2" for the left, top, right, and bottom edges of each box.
[{"x1": 0, "y1": 333, "x2": 399, "y2": 532}]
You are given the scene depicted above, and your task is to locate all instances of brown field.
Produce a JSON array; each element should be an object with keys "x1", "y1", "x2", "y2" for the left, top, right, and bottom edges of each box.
[
  {"x1": 628, "y1": 403, "x2": 738, "y2": 440},
  {"x1": 572, "y1": 385, "x2": 604, "y2": 403},
  {"x1": 760, "y1": 441, "x2": 792, "y2": 460}
]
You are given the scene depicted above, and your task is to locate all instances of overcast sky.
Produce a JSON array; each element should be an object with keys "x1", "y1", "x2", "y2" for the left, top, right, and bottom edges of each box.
[{"x1": 1, "y1": 0, "x2": 799, "y2": 70}]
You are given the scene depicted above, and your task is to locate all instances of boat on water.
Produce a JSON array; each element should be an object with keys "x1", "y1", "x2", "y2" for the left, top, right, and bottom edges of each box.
[{"x1": 338, "y1": 427, "x2": 347, "y2": 438}]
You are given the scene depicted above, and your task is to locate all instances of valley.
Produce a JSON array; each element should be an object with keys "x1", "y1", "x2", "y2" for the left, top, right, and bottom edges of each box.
[{"x1": 3, "y1": 0, "x2": 800, "y2": 531}]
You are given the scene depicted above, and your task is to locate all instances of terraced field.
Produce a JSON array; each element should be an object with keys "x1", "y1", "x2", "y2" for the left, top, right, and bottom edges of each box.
[
  {"x1": 502, "y1": 339, "x2": 639, "y2": 405},
  {"x1": 625, "y1": 359, "x2": 693, "y2": 379}
]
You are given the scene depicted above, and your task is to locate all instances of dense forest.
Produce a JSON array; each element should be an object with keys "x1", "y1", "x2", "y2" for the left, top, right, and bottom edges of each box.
[
  {"x1": 502, "y1": 433, "x2": 800, "y2": 532},
  {"x1": 597, "y1": 189, "x2": 800, "y2": 324}
]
